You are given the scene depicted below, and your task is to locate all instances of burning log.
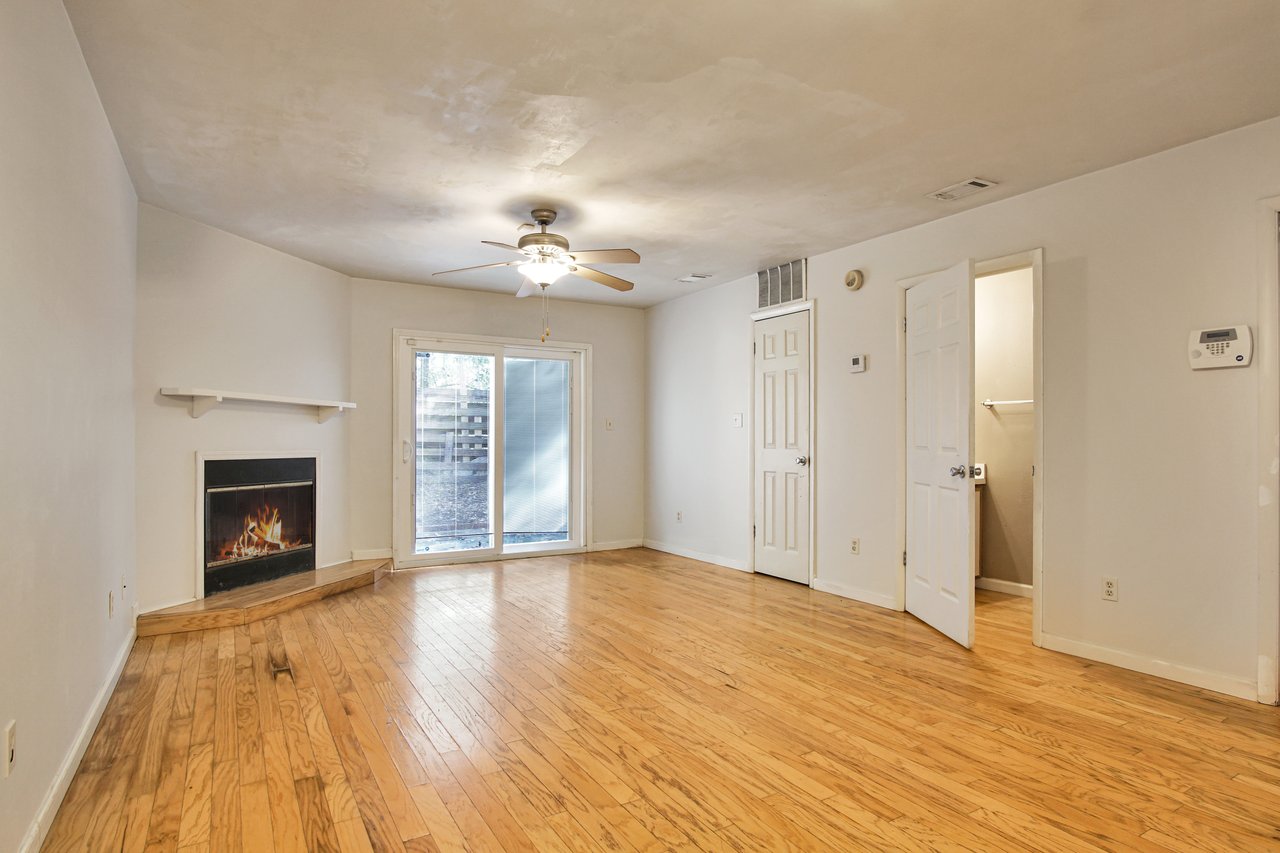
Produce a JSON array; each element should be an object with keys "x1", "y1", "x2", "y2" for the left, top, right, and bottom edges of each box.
[{"x1": 223, "y1": 505, "x2": 301, "y2": 561}]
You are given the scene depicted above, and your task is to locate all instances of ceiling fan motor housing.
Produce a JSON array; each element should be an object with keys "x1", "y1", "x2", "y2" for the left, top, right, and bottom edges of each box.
[{"x1": 517, "y1": 231, "x2": 570, "y2": 256}]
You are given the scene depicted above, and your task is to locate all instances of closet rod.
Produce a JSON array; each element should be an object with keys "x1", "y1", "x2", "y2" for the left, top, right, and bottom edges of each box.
[{"x1": 981, "y1": 398, "x2": 1035, "y2": 409}]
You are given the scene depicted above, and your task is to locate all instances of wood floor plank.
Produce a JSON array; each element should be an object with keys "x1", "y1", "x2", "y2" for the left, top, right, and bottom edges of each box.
[
  {"x1": 43, "y1": 550, "x2": 1280, "y2": 852},
  {"x1": 263, "y1": 728, "x2": 309, "y2": 851},
  {"x1": 296, "y1": 775, "x2": 343, "y2": 853},
  {"x1": 209, "y1": 760, "x2": 242, "y2": 852},
  {"x1": 407, "y1": 784, "x2": 470, "y2": 853},
  {"x1": 175, "y1": 741, "x2": 214, "y2": 848}
]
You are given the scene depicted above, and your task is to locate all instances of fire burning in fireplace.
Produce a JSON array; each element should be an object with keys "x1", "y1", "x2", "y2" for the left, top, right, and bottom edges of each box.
[{"x1": 216, "y1": 504, "x2": 307, "y2": 563}]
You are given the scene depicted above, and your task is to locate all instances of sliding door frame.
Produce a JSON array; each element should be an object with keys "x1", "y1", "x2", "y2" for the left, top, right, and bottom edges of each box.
[{"x1": 391, "y1": 328, "x2": 592, "y2": 569}]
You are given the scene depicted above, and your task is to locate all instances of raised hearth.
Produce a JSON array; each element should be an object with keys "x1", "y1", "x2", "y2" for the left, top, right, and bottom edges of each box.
[{"x1": 139, "y1": 558, "x2": 390, "y2": 636}]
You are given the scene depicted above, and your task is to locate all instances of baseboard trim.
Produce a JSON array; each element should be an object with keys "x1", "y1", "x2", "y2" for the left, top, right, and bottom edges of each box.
[
  {"x1": 812, "y1": 578, "x2": 900, "y2": 611},
  {"x1": 588, "y1": 539, "x2": 644, "y2": 552},
  {"x1": 642, "y1": 540, "x2": 748, "y2": 572},
  {"x1": 351, "y1": 548, "x2": 393, "y2": 561},
  {"x1": 1040, "y1": 631, "x2": 1256, "y2": 701},
  {"x1": 20, "y1": 628, "x2": 136, "y2": 853},
  {"x1": 976, "y1": 577, "x2": 1033, "y2": 598},
  {"x1": 142, "y1": 594, "x2": 198, "y2": 613}
]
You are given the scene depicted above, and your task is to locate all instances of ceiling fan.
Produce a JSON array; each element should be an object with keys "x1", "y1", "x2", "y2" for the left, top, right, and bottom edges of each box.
[{"x1": 433, "y1": 208, "x2": 639, "y2": 297}]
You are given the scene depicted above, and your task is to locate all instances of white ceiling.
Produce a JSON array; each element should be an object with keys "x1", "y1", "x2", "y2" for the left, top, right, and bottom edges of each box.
[{"x1": 65, "y1": 0, "x2": 1280, "y2": 306}]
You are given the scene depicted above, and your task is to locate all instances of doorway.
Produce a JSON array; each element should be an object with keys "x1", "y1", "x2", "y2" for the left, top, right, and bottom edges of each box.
[
  {"x1": 972, "y1": 264, "x2": 1037, "y2": 643},
  {"x1": 973, "y1": 266, "x2": 1036, "y2": 602},
  {"x1": 900, "y1": 250, "x2": 1043, "y2": 648},
  {"x1": 751, "y1": 305, "x2": 814, "y2": 584}
]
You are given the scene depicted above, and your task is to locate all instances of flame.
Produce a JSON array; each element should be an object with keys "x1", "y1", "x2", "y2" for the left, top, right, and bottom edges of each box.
[{"x1": 219, "y1": 505, "x2": 305, "y2": 562}]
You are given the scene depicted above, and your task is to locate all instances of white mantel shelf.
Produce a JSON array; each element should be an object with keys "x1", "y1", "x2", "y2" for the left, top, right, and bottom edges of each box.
[{"x1": 160, "y1": 387, "x2": 356, "y2": 423}]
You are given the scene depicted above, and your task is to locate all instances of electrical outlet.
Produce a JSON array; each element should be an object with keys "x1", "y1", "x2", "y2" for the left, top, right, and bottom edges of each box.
[
  {"x1": 3, "y1": 720, "x2": 15, "y2": 778},
  {"x1": 676, "y1": 511, "x2": 683, "y2": 523},
  {"x1": 1102, "y1": 577, "x2": 1118, "y2": 601},
  {"x1": 850, "y1": 538, "x2": 860, "y2": 555}
]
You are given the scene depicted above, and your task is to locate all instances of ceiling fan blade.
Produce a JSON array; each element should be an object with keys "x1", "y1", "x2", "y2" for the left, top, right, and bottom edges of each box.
[
  {"x1": 571, "y1": 265, "x2": 634, "y2": 292},
  {"x1": 432, "y1": 260, "x2": 521, "y2": 276},
  {"x1": 515, "y1": 278, "x2": 538, "y2": 298},
  {"x1": 481, "y1": 241, "x2": 525, "y2": 254},
  {"x1": 568, "y1": 248, "x2": 640, "y2": 265}
]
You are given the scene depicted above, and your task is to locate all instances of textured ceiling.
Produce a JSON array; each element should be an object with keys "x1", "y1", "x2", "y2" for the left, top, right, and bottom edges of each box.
[{"x1": 64, "y1": 0, "x2": 1280, "y2": 306}]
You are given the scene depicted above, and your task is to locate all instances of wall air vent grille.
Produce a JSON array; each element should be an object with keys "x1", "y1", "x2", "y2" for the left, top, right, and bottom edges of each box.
[{"x1": 757, "y1": 259, "x2": 807, "y2": 309}]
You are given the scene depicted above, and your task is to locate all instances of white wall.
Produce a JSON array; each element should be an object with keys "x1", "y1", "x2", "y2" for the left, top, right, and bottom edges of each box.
[
  {"x1": 134, "y1": 205, "x2": 352, "y2": 611},
  {"x1": 348, "y1": 278, "x2": 646, "y2": 554},
  {"x1": 645, "y1": 281, "x2": 756, "y2": 568},
  {"x1": 648, "y1": 117, "x2": 1280, "y2": 698},
  {"x1": 0, "y1": 1, "x2": 138, "y2": 849}
]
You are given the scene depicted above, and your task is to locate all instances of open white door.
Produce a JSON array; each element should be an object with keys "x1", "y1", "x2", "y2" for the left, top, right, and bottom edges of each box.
[
  {"x1": 753, "y1": 310, "x2": 810, "y2": 584},
  {"x1": 905, "y1": 260, "x2": 976, "y2": 647}
]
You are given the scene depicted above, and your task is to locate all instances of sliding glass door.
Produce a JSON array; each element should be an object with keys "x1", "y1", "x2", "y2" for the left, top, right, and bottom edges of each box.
[
  {"x1": 503, "y1": 352, "x2": 572, "y2": 550},
  {"x1": 397, "y1": 335, "x2": 584, "y2": 566},
  {"x1": 413, "y1": 350, "x2": 496, "y2": 555}
]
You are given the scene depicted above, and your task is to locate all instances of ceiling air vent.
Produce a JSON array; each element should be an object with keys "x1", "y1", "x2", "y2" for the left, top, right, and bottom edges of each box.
[
  {"x1": 677, "y1": 273, "x2": 713, "y2": 283},
  {"x1": 927, "y1": 177, "x2": 998, "y2": 202},
  {"x1": 758, "y1": 259, "x2": 807, "y2": 309}
]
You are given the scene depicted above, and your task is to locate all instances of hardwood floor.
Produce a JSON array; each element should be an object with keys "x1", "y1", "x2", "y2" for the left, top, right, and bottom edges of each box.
[{"x1": 44, "y1": 548, "x2": 1280, "y2": 851}]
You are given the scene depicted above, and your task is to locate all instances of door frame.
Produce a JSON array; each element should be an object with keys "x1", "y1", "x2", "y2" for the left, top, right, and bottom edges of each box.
[
  {"x1": 1258, "y1": 195, "x2": 1280, "y2": 705},
  {"x1": 391, "y1": 328, "x2": 592, "y2": 569},
  {"x1": 896, "y1": 249, "x2": 1044, "y2": 645},
  {"x1": 747, "y1": 300, "x2": 817, "y2": 584}
]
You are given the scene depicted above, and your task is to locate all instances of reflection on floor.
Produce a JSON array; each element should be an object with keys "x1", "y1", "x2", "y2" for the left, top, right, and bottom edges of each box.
[{"x1": 43, "y1": 548, "x2": 1280, "y2": 851}]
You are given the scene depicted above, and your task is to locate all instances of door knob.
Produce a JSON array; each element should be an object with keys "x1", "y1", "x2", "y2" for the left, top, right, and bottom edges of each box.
[
  {"x1": 796, "y1": 456, "x2": 809, "y2": 466},
  {"x1": 949, "y1": 465, "x2": 967, "y2": 478}
]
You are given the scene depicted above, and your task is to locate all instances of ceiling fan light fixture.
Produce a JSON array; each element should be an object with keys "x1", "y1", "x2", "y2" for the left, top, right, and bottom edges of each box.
[{"x1": 518, "y1": 257, "x2": 571, "y2": 285}]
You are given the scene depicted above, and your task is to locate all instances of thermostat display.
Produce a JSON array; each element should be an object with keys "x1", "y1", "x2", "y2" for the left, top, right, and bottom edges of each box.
[
  {"x1": 1188, "y1": 325, "x2": 1251, "y2": 370},
  {"x1": 849, "y1": 354, "x2": 867, "y2": 373}
]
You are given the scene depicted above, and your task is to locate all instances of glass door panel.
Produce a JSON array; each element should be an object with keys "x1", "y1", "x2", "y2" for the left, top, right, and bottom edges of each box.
[
  {"x1": 414, "y1": 350, "x2": 495, "y2": 554},
  {"x1": 503, "y1": 356, "x2": 571, "y2": 548}
]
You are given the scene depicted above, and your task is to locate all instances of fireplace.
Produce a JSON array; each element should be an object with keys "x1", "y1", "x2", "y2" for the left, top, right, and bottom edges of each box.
[{"x1": 203, "y1": 456, "x2": 316, "y2": 595}]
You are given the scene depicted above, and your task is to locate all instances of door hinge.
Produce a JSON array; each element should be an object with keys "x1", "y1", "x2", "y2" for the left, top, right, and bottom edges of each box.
[
  {"x1": 903, "y1": 550, "x2": 907, "y2": 567},
  {"x1": 753, "y1": 341, "x2": 757, "y2": 354},
  {"x1": 752, "y1": 524, "x2": 756, "y2": 538},
  {"x1": 903, "y1": 316, "x2": 907, "y2": 332}
]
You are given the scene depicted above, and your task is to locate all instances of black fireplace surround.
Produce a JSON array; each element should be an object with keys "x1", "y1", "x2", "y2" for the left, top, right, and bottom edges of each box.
[{"x1": 203, "y1": 457, "x2": 316, "y2": 595}]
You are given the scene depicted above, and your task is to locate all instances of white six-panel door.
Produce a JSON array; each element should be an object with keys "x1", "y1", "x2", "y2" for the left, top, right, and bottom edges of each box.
[
  {"x1": 754, "y1": 311, "x2": 810, "y2": 584},
  {"x1": 905, "y1": 260, "x2": 976, "y2": 647}
]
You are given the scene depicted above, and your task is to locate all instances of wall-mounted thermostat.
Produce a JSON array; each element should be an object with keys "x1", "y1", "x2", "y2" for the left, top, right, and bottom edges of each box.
[
  {"x1": 1188, "y1": 325, "x2": 1252, "y2": 369},
  {"x1": 849, "y1": 354, "x2": 867, "y2": 373}
]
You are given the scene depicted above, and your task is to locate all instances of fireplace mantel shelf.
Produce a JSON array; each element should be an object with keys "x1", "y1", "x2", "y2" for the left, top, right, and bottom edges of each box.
[{"x1": 160, "y1": 387, "x2": 357, "y2": 423}]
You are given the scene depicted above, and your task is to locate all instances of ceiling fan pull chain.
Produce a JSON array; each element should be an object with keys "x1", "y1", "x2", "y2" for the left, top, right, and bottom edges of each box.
[{"x1": 541, "y1": 284, "x2": 552, "y2": 342}]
